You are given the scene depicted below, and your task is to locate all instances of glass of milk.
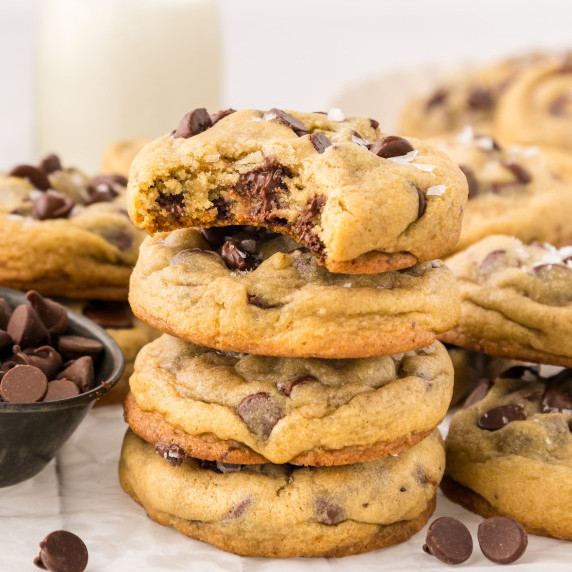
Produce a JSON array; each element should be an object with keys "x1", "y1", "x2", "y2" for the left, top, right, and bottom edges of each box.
[{"x1": 36, "y1": 0, "x2": 222, "y2": 172}]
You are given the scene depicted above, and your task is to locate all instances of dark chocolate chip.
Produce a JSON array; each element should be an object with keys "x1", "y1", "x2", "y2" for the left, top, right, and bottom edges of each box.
[
  {"x1": 0, "y1": 299, "x2": 12, "y2": 330},
  {"x1": 56, "y1": 357, "x2": 94, "y2": 392},
  {"x1": 423, "y1": 517, "x2": 473, "y2": 565},
  {"x1": 247, "y1": 295, "x2": 282, "y2": 309},
  {"x1": 13, "y1": 346, "x2": 63, "y2": 379},
  {"x1": 211, "y1": 108, "x2": 236, "y2": 125},
  {"x1": 478, "y1": 249, "x2": 507, "y2": 273},
  {"x1": 236, "y1": 392, "x2": 283, "y2": 438},
  {"x1": 0, "y1": 365, "x2": 48, "y2": 403},
  {"x1": 215, "y1": 461, "x2": 243, "y2": 473},
  {"x1": 294, "y1": 194, "x2": 327, "y2": 254},
  {"x1": 416, "y1": 186, "x2": 427, "y2": 218},
  {"x1": 57, "y1": 336, "x2": 103, "y2": 361},
  {"x1": 541, "y1": 385, "x2": 572, "y2": 413},
  {"x1": 502, "y1": 161, "x2": 532, "y2": 184},
  {"x1": 0, "y1": 330, "x2": 12, "y2": 353},
  {"x1": 44, "y1": 379, "x2": 81, "y2": 401},
  {"x1": 462, "y1": 378, "x2": 492, "y2": 408},
  {"x1": 478, "y1": 517, "x2": 527, "y2": 564},
  {"x1": 426, "y1": 87, "x2": 449, "y2": 110},
  {"x1": 549, "y1": 94, "x2": 570, "y2": 116},
  {"x1": 155, "y1": 442, "x2": 189, "y2": 467},
  {"x1": 267, "y1": 108, "x2": 308, "y2": 136},
  {"x1": 314, "y1": 497, "x2": 345, "y2": 525},
  {"x1": 199, "y1": 226, "x2": 240, "y2": 248},
  {"x1": 8, "y1": 164, "x2": 51, "y2": 190},
  {"x1": 7, "y1": 305, "x2": 50, "y2": 348},
  {"x1": 370, "y1": 135, "x2": 414, "y2": 159},
  {"x1": 26, "y1": 291, "x2": 68, "y2": 336},
  {"x1": 85, "y1": 182, "x2": 118, "y2": 205},
  {"x1": 38, "y1": 154, "x2": 62, "y2": 175},
  {"x1": 101, "y1": 227, "x2": 134, "y2": 250},
  {"x1": 173, "y1": 108, "x2": 213, "y2": 138},
  {"x1": 35, "y1": 530, "x2": 88, "y2": 572},
  {"x1": 221, "y1": 240, "x2": 259, "y2": 271},
  {"x1": 499, "y1": 365, "x2": 540, "y2": 381},
  {"x1": 156, "y1": 193, "x2": 185, "y2": 217},
  {"x1": 459, "y1": 164, "x2": 478, "y2": 199},
  {"x1": 478, "y1": 404, "x2": 526, "y2": 431},
  {"x1": 467, "y1": 87, "x2": 495, "y2": 110},
  {"x1": 277, "y1": 374, "x2": 318, "y2": 396},
  {"x1": 82, "y1": 302, "x2": 133, "y2": 329},
  {"x1": 308, "y1": 132, "x2": 332, "y2": 154},
  {"x1": 33, "y1": 191, "x2": 75, "y2": 220},
  {"x1": 369, "y1": 118, "x2": 380, "y2": 129},
  {"x1": 225, "y1": 498, "x2": 252, "y2": 519}
]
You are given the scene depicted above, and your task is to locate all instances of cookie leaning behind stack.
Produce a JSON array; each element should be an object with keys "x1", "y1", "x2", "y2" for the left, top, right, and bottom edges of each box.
[
  {"x1": 0, "y1": 155, "x2": 157, "y2": 403},
  {"x1": 119, "y1": 108, "x2": 467, "y2": 557}
]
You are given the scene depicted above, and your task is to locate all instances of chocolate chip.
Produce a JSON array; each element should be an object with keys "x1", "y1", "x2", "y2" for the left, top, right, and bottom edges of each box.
[
  {"x1": 237, "y1": 392, "x2": 283, "y2": 438},
  {"x1": 499, "y1": 365, "x2": 540, "y2": 381},
  {"x1": 173, "y1": 108, "x2": 213, "y2": 138},
  {"x1": 267, "y1": 108, "x2": 308, "y2": 136},
  {"x1": 426, "y1": 87, "x2": 449, "y2": 110},
  {"x1": 199, "y1": 226, "x2": 238, "y2": 248},
  {"x1": 0, "y1": 365, "x2": 48, "y2": 403},
  {"x1": 314, "y1": 498, "x2": 345, "y2": 525},
  {"x1": 462, "y1": 378, "x2": 492, "y2": 408},
  {"x1": 423, "y1": 517, "x2": 473, "y2": 565},
  {"x1": 294, "y1": 194, "x2": 327, "y2": 254},
  {"x1": 101, "y1": 228, "x2": 134, "y2": 250},
  {"x1": 7, "y1": 305, "x2": 50, "y2": 348},
  {"x1": 38, "y1": 154, "x2": 62, "y2": 175},
  {"x1": 0, "y1": 299, "x2": 12, "y2": 330},
  {"x1": 478, "y1": 404, "x2": 526, "y2": 431},
  {"x1": 13, "y1": 346, "x2": 63, "y2": 379},
  {"x1": 34, "y1": 530, "x2": 88, "y2": 572},
  {"x1": 502, "y1": 161, "x2": 532, "y2": 184},
  {"x1": 277, "y1": 374, "x2": 318, "y2": 396},
  {"x1": 56, "y1": 357, "x2": 94, "y2": 392},
  {"x1": 478, "y1": 517, "x2": 527, "y2": 564},
  {"x1": 0, "y1": 330, "x2": 12, "y2": 353},
  {"x1": 226, "y1": 498, "x2": 252, "y2": 519},
  {"x1": 85, "y1": 181, "x2": 118, "y2": 205},
  {"x1": 8, "y1": 164, "x2": 51, "y2": 190},
  {"x1": 308, "y1": 132, "x2": 332, "y2": 153},
  {"x1": 155, "y1": 442, "x2": 189, "y2": 467},
  {"x1": 57, "y1": 336, "x2": 103, "y2": 361},
  {"x1": 26, "y1": 291, "x2": 68, "y2": 336},
  {"x1": 369, "y1": 118, "x2": 380, "y2": 129},
  {"x1": 370, "y1": 135, "x2": 414, "y2": 159},
  {"x1": 459, "y1": 164, "x2": 478, "y2": 199},
  {"x1": 156, "y1": 193, "x2": 185, "y2": 217},
  {"x1": 91, "y1": 174, "x2": 128, "y2": 187},
  {"x1": 211, "y1": 108, "x2": 236, "y2": 125},
  {"x1": 215, "y1": 461, "x2": 243, "y2": 474},
  {"x1": 82, "y1": 302, "x2": 132, "y2": 329},
  {"x1": 33, "y1": 191, "x2": 75, "y2": 220},
  {"x1": 478, "y1": 249, "x2": 507, "y2": 273},
  {"x1": 416, "y1": 186, "x2": 427, "y2": 218},
  {"x1": 43, "y1": 379, "x2": 81, "y2": 402},
  {"x1": 541, "y1": 385, "x2": 572, "y2": 413},
  {"x1": 221, "y1": 240, "x2": 259, "y2": 271},
  {"x1": 549, "y1": 94, "x2": 570, "y2": 116},
  {"x1": 467, "y1": 87, "x2": 494, "y2": 110}
]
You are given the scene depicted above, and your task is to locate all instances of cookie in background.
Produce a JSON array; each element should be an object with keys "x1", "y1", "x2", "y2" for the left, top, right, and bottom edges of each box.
[{"x1": 101, "y1": 137, "x2": 152, "y2": 178}]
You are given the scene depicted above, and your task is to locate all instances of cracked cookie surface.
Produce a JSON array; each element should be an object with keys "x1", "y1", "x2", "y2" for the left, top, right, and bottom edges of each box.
[
  {"x1": 129, "y1": 227, "x2": 460, "y2": 358},
  {"x1": 119, "y1": 428, "x2": 443, "y2": 557},
  {"x1": 127, "y1": 108, "x2": 467, "y2": 274},
  {"x1": 444, "y1": 368, "x2": 572, "y2": 539},
  {"x1": 441, "y1": 235, "x2": 572, "y2": 367},
  {"x1": 126, "y1": 335, "x2": 453, "y2": 465}
]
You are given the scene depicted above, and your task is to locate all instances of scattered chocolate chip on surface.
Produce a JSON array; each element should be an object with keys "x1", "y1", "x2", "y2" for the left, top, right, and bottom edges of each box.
[
  {"x1": 423, "y1": 517, "x2": 473, "y2": 565},
  {"x1": 477, "y1": 517, "x2": 527, "y2": 564},
  {"x1": 34, "y1": 530, "x2": 88, "y2": 572}
]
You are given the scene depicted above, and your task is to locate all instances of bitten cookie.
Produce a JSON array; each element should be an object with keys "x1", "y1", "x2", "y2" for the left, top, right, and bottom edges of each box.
[
  {"x1": 126, "y1": 335, "x2": 453, "y2": 465},
  {"x1": 443, "y1": 367, "x2": 572, "y2": 540},
  {"x1": 129, "y1": 227, "x2": 461, "y2": 358},
  {"x1": 429, "y1": 128, "x2": 572, "y2": 253},
  {"x1": 101, "y1": 137, "x2": 152, "y2": 177},
  {"x1": 440, "y1": 235, "x2": 572, "y2": 367},
  {"x1": 127, "y1": 108, "x2": 468, "y2": 274},
  {"x1": 119, "y1": 429, "x2": 444, "y2": 558},
  {"x1": 0, "y1": 156, "x2": 143, "y2": 300}
]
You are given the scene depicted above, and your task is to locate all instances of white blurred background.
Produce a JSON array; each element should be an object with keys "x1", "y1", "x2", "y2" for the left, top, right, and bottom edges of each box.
[{"x1": 1, "y1": 0, "x2": 572, "y2": 170}]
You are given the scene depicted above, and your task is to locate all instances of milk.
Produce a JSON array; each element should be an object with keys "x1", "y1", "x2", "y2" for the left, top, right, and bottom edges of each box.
[{"x1": 36, "y1": 0, "x2": 222, "y2": 172}]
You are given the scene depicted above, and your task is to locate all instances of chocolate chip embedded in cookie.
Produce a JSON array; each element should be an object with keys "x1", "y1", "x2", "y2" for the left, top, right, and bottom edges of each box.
[
  {"x1": 127, "y1": 108, "x2": 468, "y2": 274},
  {"x1": 125, "y1": 335, "x2": 453, "y2": 465},
  {"x1": 118, "y1": 429, "x2": 444, "y2": 558},
  {"x1": 129, "y1": 227, "x2": 461, "y2": 358},
  {"x1": 444, "y1": 368, "x2": 572, "y2": 540}
]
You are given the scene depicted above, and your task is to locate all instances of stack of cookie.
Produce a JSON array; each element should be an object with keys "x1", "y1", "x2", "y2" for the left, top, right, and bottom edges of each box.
[
  {"x1": 119, "y1": 108, "x2": 468, "y2": 557},
  {"x1": 0, "y1": 156, "x2": 157, "y2": 403}
]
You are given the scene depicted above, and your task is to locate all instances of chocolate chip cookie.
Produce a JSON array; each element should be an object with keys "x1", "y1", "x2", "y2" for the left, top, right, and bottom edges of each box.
[
  {"x1": 127, "y1": 108, "x2": 468, "y2": 274},
  {"x1": 440, "y1": 235, "x2": 572, "y2": 367},
  {"x1": 443, "y1": 367, "x2": 572, "y2": 540},
  {"x1": 0, "y1": 156, "x2": 143, "y2": 300},
  {"x1": 125, "y1": 335, "x2": 453, "y2": 465},
  {"x1": 129, "y1": 227, "x2": 460, "y2": 358},
  {"x1": 430, "y1": 127, "x2": 572, "y2": 253},
  {"x1": 119, "y1": 428, "x2": 444, "y2": 557},
  {"x1": 101, "y1": 137, "x2": 152, "y2": 177}
]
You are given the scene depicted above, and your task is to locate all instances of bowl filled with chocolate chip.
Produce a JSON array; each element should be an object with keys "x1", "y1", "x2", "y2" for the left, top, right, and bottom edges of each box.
[{"x1": 0, "y1": 288, "x2": 124, "y2": 487}]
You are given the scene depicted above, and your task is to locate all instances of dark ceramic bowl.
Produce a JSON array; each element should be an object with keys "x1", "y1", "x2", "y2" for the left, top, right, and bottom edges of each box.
[{"x1": 0, "y1": 287, "x2": 124, "y2": 487}]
